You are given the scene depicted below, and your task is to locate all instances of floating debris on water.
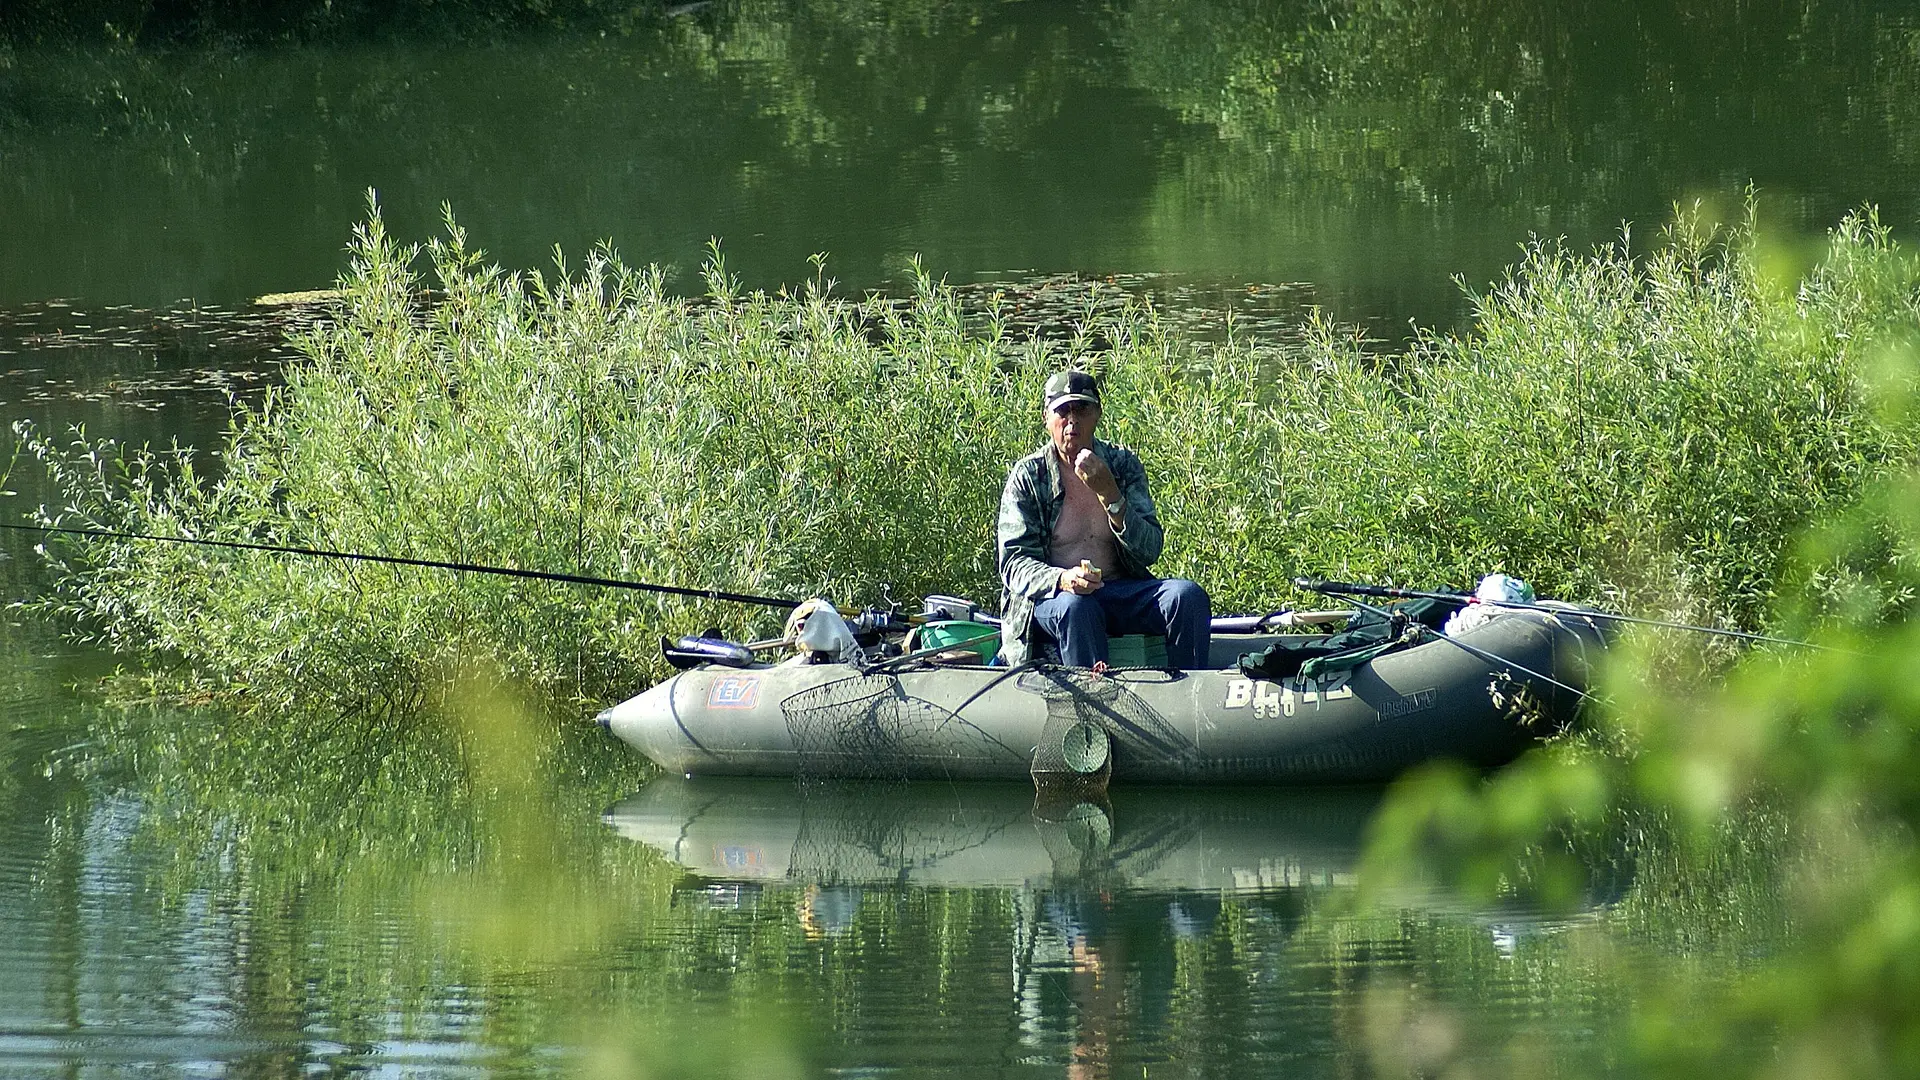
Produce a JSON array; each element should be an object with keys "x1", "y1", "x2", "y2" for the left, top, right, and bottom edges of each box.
[
  {"x1": 254, "y1": 289, "x2": 344, "y2": 306},
  {"x1": 0, "y1": 295, "x2": 326, "y2": 411},
  {"x1": 0, "y1": 272, "x2": 1318, "y2": 412},
  {"x1": 945, "y1": 271, "x2": 1315, "y2": 348}
]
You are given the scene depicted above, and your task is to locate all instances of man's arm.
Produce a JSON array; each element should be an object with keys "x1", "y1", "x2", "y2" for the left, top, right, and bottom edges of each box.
[
  {"x1": 997, "y1": 463, "x2": 1064, "y2": 602},
  {"x1": 1104, "y1": 447, "x2": 1164, "y2": 568}
]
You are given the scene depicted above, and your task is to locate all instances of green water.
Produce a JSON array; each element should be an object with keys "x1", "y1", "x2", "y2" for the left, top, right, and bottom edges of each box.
[
  {"x1": 2, "y1": 0, "x2": 1912, "y2": 1073},
  {"x1": 5, "y1": 1, "x2": 1918, "y2": 331}
]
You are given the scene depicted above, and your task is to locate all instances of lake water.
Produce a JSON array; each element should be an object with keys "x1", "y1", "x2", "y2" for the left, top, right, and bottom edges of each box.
[
  {"x1": 2, "y1": 1, "x2": 1911, "y2": 1074},
  {"x1": 6, "y1": 2, "x2": 1918, "y2": 331}
]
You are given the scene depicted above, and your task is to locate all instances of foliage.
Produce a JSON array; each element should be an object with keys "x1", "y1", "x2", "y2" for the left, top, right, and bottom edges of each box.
[
  {"x1": 23, "y1": 197, "x2": 1056, "y2": 713},
  {"x1": 17, "y1": 198, "x2": 1920, "y2": 721},
  {"x1": 1116, "y1": 0, "x2": 1920, "y2": 225},
  {"x1": 1359, "y1": 365, "x2": 1920, "y2": 1070}
]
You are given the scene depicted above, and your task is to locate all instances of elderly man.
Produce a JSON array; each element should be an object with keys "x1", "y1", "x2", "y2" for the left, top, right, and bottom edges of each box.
[{"x1": 996, "y1": 370, "x2": 1212, "y2": 669}]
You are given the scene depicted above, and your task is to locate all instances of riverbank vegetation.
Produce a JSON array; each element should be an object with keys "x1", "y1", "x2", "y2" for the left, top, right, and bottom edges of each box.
[
  {"x1": 18, "y1": 197, "x2": 1920, "y2": 715},
  {"x1": 17, "y1": 200, "x2": 1920, "y2": 1075}
]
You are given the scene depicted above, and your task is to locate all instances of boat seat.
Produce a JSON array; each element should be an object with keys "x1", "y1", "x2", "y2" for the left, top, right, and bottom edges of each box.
[
  {"x1": 1107, "y1": 634, "x2": 1167, "y2": 668},
  {"x1": 1027, "y1": 625, "x2": 1169, "y2": 667}
]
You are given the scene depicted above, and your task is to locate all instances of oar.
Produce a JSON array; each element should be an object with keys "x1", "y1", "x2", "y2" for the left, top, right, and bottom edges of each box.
[{"x1": 1295, "y1": 577, "x2": 1839, "y2": 652}]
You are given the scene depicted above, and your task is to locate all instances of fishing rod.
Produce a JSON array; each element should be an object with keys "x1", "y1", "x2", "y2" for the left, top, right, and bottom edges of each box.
[
  {"x1": 1326, "y1": 590, "x2": 1595, "y2": 704},
  {"x1": 0, "y1": 521, "x2": 806, "y2": 610},
  {"x1": 1295, "y1": 577, "x2": 1838, "y2": 652}
]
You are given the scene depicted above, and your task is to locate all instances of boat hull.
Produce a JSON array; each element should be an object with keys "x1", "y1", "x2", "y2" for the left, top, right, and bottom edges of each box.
[{"x1": 601, "y1": 612, "x2": 1605, "y2": 784}]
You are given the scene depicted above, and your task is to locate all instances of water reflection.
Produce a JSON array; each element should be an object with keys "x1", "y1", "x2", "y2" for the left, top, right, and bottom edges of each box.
[
  {"x1": 0, "y1": 651, "x2": 1651, "y2": 1078},
  {"x1": 607, "y1": 776, "x2": 1379, "y2": 892},
  {"x1": 5, "y1": 1, "x2": 1914, "y2": 332},
  {"x1": 612, "y1": 778, "x2": 1371, "y2": 1076}
]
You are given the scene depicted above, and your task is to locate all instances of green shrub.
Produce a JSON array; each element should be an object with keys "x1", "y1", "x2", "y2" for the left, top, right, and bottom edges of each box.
[
  {"x1": 1351, "y1": 227, "x2": 1920, "y2": 1077},
  {"x1": 19, "y1": 197, "x2": 1920, "y2": 717}
]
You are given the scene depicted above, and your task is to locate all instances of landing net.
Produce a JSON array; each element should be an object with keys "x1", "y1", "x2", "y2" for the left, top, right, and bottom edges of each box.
[
  {"x1": 781, "y1": 673, "x2": 1022, "y2": 781},
  {"x1": 1018, "y1": 668, "x2": 1202, "y2": 775}
]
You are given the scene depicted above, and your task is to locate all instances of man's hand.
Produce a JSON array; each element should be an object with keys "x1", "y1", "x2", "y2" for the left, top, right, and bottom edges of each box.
[
  {"x1": 1072, "y1": 448, "x2": 1123, "y2": 511},
  {"x1": 1060, "y1": 559, "x2": 1105, "y2": 595}
]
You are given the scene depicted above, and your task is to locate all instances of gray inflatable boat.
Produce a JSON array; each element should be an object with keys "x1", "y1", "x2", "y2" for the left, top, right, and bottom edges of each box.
[{"x1": 598, "y1": 607, "x2": 1608, "y2": 784}]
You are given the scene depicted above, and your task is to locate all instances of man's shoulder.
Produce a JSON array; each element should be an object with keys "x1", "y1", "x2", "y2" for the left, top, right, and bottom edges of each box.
[
  {"x1": 1094, "y1": 438, "x2": 1145, "y2": 470},
  {"x1": 1004, "y1": 444, "x2": 1053, "y2": 482}
]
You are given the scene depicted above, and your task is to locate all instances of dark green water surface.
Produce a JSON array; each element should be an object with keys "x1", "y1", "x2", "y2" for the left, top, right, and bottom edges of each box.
[
  {"x1": 0, "y1": 0, "x2": 1902, "y2": 1073},
  {"x1": 5, "y1": 1, "x2": 1918, "y2": 331}
]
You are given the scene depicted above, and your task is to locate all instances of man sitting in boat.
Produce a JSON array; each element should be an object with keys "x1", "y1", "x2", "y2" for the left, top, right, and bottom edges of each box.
[{"x1": 996, "y1": 370, "x2": 1213, "y2": 669}]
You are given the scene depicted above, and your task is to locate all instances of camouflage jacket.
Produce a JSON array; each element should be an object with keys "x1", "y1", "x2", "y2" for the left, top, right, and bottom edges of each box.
[{"x1": 995, "y1": 438, "x2": 1165, "y2": 665}]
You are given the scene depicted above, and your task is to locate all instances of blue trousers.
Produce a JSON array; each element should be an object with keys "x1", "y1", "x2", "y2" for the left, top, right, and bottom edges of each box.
[{"x1": 1032, "y1": 577, "x2": 1212, "y2": 669}]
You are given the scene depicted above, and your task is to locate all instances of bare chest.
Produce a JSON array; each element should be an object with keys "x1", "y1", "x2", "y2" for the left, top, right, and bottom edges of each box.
[{"x1": 1050, "y1": 470, "x2": 1118, "y2": 571}]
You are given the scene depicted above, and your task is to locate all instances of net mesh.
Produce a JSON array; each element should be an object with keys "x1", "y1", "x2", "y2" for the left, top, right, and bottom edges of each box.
[
  {"x1": 786, "y1": 780, "x2": 1019, "y2": 884},
  {"x1": 780, "y1": 667, "x2": 1201, "y2": 782},
  {"x1": 1018, "y1": 668, "x2": 1201, "y2": 776},
  {"x1": 781, "y1": 673, "x2": 1022, "y2": 781}
]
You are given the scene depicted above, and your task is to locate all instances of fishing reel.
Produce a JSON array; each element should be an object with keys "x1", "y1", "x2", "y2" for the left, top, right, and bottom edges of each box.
[
  {"x1": 920, "y1": 594, "x2": 988, "y2": 623},
  {"x1": 847, "y1": 607, "x2": 912, "y2": 639}
]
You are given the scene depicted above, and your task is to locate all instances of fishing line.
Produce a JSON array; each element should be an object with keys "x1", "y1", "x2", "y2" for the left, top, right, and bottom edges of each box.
[
  {"x1": 1297, "y1": 577, "x2": 1840, "y2": 652},
  {"x1": 1326, "y1": 590, "x2": 1596, "y2": 704},
  {"x1": 0, "y1": 521, "x2": 803, "y2": 609}
]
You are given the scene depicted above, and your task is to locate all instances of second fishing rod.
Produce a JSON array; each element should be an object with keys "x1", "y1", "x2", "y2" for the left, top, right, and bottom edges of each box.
[{"x1": 1294, "y1": 576, "x2": 1839, "y2": 652}]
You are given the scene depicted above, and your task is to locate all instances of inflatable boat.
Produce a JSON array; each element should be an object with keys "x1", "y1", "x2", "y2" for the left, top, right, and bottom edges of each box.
[{"x1": 597, "y1": 604, "x2": 1608, "y2": 784}]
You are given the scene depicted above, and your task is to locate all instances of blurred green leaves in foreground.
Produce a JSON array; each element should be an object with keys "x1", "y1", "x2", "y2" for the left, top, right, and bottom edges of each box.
[{"x1": 1363, "y1": 343, "x2": 1920, "y2": 1074}]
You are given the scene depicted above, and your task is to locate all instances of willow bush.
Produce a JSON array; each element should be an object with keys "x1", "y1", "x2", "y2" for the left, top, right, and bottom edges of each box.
[
  {"x1": 18, "y1": 198, "x2": 1920, "y2": 715},
  {"x1": 1359, "y1": 372, "x2": 1920, "y2": 1076}
]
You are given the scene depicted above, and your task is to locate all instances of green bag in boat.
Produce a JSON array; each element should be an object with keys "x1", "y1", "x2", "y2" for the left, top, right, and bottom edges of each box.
[
  {"x1": 917, "y1": 620, "x2": 1000, "y2": 662},
  {"x1": 1238, "y1": 595, "x2": 1462, "y2": 681}
]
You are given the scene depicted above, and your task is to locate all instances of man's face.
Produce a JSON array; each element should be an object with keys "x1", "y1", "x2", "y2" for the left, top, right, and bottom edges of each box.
[{"x1": 1047, "y1": 400, "x2": 1100, "y2": 460}]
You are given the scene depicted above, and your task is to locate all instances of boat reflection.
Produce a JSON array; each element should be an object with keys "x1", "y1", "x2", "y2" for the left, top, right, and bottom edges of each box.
[
  {"x1": 606, "y1": 776, "x2": 1629, "y2": 1074},
  {"x1": 604, "y1": 776, "x2": 1385, "y2": 893}
]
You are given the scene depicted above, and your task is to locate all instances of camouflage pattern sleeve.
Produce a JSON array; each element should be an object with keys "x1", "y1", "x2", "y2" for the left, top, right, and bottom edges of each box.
[
  {"x1": 997, "y1": 458, "x2": 1060, "y2": 605},
  {"x1": 1104, "y1": 444, "x2": 1164, "y2": 571}
]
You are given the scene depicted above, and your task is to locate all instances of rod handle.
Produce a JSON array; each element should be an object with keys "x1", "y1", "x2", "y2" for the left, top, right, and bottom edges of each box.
[{"x1": 1293, "y1": 577, "x2": 1399, "y2": 598}]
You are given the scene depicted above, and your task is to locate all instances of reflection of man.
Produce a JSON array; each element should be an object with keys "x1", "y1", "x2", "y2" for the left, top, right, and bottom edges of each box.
[
  {"x1": 996, "y1": 371, "x2": 1211, "y2": 668},
  {"x1": 1044, "y1": 891, "x2": 1122, "y2": 1080}
]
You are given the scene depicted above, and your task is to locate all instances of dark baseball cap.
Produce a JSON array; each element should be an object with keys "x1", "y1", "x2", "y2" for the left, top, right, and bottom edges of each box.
[{"x1": 1043, "y1": 370, "x2": 1101, "y2": 412}]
